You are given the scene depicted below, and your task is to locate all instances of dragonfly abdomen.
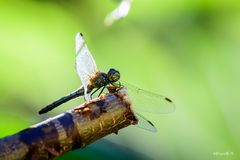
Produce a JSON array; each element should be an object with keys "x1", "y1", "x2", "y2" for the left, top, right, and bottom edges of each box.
[{"x1": 38, "y1": 87, "x2": 85, "y2": 114}]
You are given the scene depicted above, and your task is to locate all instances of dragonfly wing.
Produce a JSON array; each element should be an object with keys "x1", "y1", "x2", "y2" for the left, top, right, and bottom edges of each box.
[
  {"x1": 75, "y1": 33, "x2": 98, "y2": 101},
  {"x1": 122, "y1": 81, "x2": 175, "y2": 114},
  {"x1": 104, "y1": 0, "x2": 131, "y2": 26},
  {"x1": 135, "y1": 112, "x2": 157, "y2": 132}
]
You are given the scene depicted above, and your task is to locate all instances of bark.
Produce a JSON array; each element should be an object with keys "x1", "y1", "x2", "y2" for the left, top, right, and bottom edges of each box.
[{"x1": 0, "y1": 88, "x2": 138, "y2": 160}]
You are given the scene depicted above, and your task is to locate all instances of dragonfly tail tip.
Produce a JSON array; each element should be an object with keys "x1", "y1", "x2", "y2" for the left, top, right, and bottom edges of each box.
[{"x1": 38, "y1": 109, "x2": 46, "y2": 115}]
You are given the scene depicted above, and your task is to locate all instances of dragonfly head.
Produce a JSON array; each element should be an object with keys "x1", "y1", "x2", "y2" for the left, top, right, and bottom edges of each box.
[{"x1": 107, "y1": 68, "x2": 120, "y2": 82}]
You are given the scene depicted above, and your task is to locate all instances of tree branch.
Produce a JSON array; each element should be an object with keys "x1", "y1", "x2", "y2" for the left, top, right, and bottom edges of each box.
[{"x1": 0, "y1": 88, "x2": 137, "y2": 160}]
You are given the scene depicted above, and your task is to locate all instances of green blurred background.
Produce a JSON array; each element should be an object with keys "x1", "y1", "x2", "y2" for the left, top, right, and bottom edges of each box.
[{"x1": 0, "y1": 0, "x2": 239, "y2": 159}]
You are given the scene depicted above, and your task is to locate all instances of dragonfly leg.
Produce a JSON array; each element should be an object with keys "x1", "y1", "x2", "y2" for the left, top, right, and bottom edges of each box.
[
  {"x1": 118, "y1": 81, "x2": 123, "y2": 87},
  {"x1": 98, "y1": 85, "x2": 106, "y2": 97},
  {"x1": 111, "y1": 81, "x2": 123, "y2": 87},
  {"x1": 110, "y1": 82, "x2": 123, "y2": 92},
  {"x1": 90, "y1": 87, "x2": 101, "y2": 99}
]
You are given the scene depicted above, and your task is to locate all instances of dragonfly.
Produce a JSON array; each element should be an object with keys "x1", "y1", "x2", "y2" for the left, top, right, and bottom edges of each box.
[{"x1": 38, "y1": 32, "x2": 175, "y2": 132}]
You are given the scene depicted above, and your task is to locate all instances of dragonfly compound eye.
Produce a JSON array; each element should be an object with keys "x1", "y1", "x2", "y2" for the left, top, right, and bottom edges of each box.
[{"x1": 107, "y1": 68, "x2": 120, "y2": 82}]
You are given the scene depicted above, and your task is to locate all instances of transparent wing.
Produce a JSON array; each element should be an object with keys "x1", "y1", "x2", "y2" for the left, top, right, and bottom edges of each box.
[
  {"x1": 104, "y1": 0, "x2": 131, "y2": 26},
  {"x1": 121, "y1": 81, "x2": 176, "y2": 114},
  {"x1": 135, "y1": 112, "x2": 157, "y2": 132},
  {"x1": 75, "y1": 33, "x2": 98, "y2": 101}
]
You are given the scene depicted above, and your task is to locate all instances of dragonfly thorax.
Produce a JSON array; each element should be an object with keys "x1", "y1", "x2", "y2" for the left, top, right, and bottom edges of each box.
[
  {"x1": 88, "y1": 68, "x2": 120, "y2": 89},
  {"x1": 89, "y1": 72, "x2": 109, "y2": 89}
]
